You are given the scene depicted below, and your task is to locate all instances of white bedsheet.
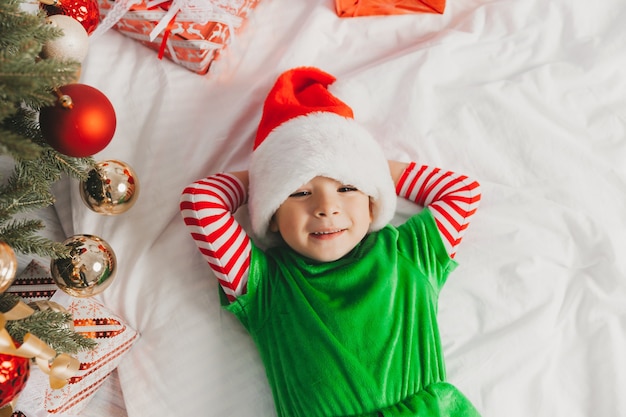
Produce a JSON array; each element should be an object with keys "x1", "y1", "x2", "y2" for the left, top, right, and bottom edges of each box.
[{"x1": 59, "y1": 0, "x2": 626, "y2": 415}]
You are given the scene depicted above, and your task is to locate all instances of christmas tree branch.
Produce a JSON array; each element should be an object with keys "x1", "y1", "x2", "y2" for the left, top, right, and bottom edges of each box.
[
  {"x1": 0, "y1": 219, "x2": 70, "y2": 258},
  {"x1": 0, "y1": 127, "x2": 43, "y2": 156},
  {"x1": 4, "y1": 306, "x2": 97, "y2": 354},
  {"x1": 0, "y1": 293, "x2": 97, "y2": 354},
  {"x1": 52, "y1": 152, "x2": 95, "y2": 181},
  {"x1": 0, "y1": 292, "x2": 19, "y2": 312}
]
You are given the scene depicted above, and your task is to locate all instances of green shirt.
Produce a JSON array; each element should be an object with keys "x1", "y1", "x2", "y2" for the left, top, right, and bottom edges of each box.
[{"x1": 223, "y1": 210, "x2": 479, "y2": 417}]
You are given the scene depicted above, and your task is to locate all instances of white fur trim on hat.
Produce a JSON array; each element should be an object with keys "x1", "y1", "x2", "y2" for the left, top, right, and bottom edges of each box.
[{"x1": 249, "y1": 111, "x2": 396, "y2": 247}]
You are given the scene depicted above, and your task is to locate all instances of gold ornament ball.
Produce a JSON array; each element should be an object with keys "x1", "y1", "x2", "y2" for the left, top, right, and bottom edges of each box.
[
  {"x1": 42, "y1": 14, "x2": 89, "y2": 63},
  {"x1": 80, "y1": 160, "x2": 140, "y2": 215},
  {"x1": 0, "y1": 241, "x2": 18, "y2": 293},
  {"x1": 50, "y1": 234, "x2": 117, "y2": 298}
]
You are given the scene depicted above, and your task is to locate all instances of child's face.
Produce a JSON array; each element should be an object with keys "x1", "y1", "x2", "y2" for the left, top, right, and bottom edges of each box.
[{"x1": 270, "y1": 176, "x2": 373, "y2": 262}]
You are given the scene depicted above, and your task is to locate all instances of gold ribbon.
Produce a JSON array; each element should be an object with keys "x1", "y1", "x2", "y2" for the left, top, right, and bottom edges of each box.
[
  {"x1": 0, "y1": 400, "x2": 17, "y2": 417},
  {"x1": 0, "y1": 301, "x2": 81, "y2": 389}
]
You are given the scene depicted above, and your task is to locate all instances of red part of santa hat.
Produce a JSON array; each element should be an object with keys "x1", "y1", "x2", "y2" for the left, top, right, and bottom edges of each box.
[
  {"x1": 249, "y1": 67, "x2": 396, "y2": 247},
  {"x1": 254, "y1": 67, "x2": 354, "y2": 149}
]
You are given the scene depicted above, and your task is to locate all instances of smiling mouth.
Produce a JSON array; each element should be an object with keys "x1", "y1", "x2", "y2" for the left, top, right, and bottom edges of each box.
[{"x1": 311, "y1": 229, "x2": 346, "y2": 238}]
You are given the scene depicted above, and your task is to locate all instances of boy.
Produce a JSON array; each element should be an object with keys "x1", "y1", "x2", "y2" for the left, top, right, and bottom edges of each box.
[{"x1": 180, "y1": 67, "x2": 482, "y2": 417}]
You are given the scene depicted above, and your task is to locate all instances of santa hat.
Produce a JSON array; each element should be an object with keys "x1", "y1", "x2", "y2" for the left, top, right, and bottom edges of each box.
[{"x1": 249, "y1": 67, "x2": 396, "y2": 247}]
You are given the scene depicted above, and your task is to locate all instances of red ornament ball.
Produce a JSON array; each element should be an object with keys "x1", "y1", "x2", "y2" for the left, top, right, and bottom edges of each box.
[
  {"x1": 0, "y1": 353, "x2": 30, "y2": 408},
  {"x1": 42, "y1": 0, "x2": 100, "y2": 35},
  {"x1": 39, "y1": 84, "x2": 117, "y2": 157}
]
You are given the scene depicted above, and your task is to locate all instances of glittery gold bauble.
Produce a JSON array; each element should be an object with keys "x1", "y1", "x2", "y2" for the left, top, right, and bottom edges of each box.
[
  {"x1": 80, "y1": 160, "x2": 139, "y2": 215},
  {"x1": 0, "y1": 241, "x2": 18, "y2": 294},
  {"x1": 41, "y1": 14, "x2": 89, "y2": 62},
  {"x1": 50, "y1": 235, "x2": 116, "y2": 298},
  {"x1": 28, "y1": 300, "x2": 74, "y2": 330}
]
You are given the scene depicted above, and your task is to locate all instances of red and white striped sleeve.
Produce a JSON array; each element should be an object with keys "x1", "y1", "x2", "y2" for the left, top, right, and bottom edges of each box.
[
  {"x1": 180, "y1": 173, "x2": 251, "y2": 301},
  {"x1": 396, "y1": 162, "x2": 481, "y2": 258}
]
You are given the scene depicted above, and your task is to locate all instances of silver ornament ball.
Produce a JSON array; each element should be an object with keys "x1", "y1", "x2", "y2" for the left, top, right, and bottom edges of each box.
[
  {"x1": 80, "y1": 160, "x2": 140, "y2": 215},
  {"x1": 50, "y1": 234, "x2": 117, "y2": 297}
]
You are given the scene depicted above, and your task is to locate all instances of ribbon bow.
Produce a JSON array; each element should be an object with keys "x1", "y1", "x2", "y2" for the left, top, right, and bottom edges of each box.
[
  {"x1": 0, "y1": 301, "x2": 80, "y2": 390},
  {"x1": 93, "y1": 0, "x2": 244, "y2": 41}
]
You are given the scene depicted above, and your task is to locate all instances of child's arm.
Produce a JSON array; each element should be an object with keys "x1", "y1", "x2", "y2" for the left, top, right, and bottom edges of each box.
[
  {"x1": 391, "y1": 161, "x2": 481, "y2": 258},
  {"x1": 180, "y1": 172, "x2": 251, "y2": 301}
]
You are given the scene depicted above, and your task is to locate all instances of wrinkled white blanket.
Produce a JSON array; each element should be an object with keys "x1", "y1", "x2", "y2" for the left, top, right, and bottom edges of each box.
[{"x1": 57, "y1": 0, "x2": 626, "y2": 415}]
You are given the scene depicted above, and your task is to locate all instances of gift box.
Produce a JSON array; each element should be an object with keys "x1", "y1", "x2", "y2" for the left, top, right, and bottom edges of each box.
[
  {"x1": 10, "y1": 260, "x2": 139, "y2": 415},
  {"x1": 4, "y1": 260, "x2": 58, "y2": 303},
  {"x1": 96, "y1": 0, "x2": 260, "y2": 74},
  {"x1": 335, "y1": 0, "x2": 446, "y2": 17}
]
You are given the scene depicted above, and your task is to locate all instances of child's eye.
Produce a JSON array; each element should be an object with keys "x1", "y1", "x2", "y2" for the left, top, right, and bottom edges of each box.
[
  {"x1": 289, "y1": 190, "x2": 310, "y2": 198},
  {"x1": 338, "y1": 186, "x2": 358, "y2": 193}
]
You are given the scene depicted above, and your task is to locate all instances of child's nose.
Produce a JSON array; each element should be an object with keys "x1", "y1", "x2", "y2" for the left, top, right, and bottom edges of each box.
[{"x1": 314, "y1": 194, "x2": 340, "y2": 217}]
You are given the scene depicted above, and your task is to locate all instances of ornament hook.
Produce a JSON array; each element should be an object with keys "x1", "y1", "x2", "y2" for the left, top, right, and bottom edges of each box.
[{"x1": 53, "y1": 88, "x2": 73, "y2": 109}]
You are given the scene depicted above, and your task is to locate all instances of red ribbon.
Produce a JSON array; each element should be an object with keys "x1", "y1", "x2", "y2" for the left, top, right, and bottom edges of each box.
[
  {"x1": 157, "y1": 9, "x2": 180, "y2": 60},
  {"x1": 74, "y1": 317, "x2": 126, "y2": 339}
]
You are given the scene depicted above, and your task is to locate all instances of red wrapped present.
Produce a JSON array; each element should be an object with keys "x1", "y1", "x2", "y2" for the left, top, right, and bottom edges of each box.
[
  {"x1": 95, "y1": 0, "x2": 260, "y2": 74},
  {"x1": 335, "y1": 0, "x2": 445, "y2": 17}
]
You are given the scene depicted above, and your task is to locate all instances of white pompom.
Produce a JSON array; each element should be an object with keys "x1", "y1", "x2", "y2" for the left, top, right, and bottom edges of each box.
[
  {"x1": 42, "y1": 15, "x2": 89, "y2": 63},
  {"x1": 328, "y1": 77, "x2": 374, "y2": 122}
]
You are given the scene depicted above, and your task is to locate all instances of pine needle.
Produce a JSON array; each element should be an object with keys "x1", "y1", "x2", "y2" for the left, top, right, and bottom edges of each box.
[{"x1": 5, "y1": 308, "x2": 98, "y2": 354}]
